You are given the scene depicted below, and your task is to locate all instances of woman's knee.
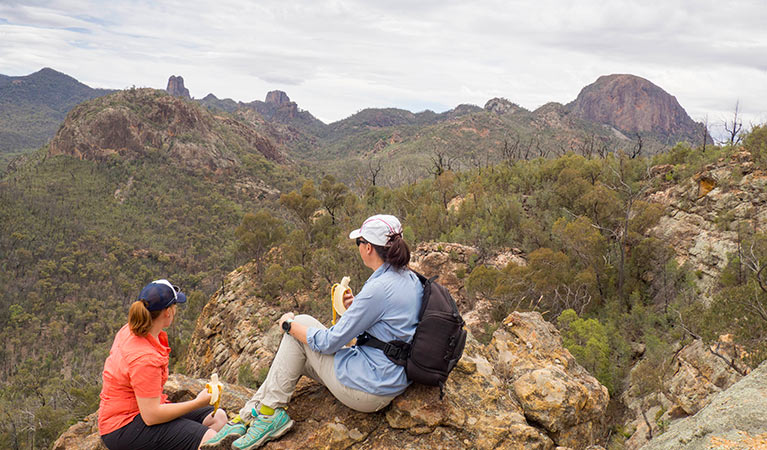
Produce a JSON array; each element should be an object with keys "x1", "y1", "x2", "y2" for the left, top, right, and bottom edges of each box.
[
  {"x1": 294, "y1": 314, "x2": 323, "y2": 328},
  {"x1": 198, "y1": 429, "x2": 217, "y2": 449}
]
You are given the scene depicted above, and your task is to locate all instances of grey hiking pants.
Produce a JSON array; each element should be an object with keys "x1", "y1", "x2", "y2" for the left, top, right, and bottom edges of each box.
[{"x1": 238, "y1": 314, "x2": 395, "y2": 421}]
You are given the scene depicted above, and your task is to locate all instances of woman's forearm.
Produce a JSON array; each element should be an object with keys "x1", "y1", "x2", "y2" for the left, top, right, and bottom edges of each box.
[
  {"x1": 287, "y1": 321, "x2": 308, "y2": 344},
  {"x1": 137, "y1": 396, "x2": 207, "y2": 426}
]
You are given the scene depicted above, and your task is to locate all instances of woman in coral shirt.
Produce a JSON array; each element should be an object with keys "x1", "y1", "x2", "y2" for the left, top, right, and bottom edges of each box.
[{"x1": 98, "y1": 279, "x2": 227, "y2": 450}]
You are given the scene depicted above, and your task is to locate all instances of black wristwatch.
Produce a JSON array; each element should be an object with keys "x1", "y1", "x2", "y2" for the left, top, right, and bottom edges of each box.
[{"x1": 282, "y1": 318, "x2": 293, "y2": 333}]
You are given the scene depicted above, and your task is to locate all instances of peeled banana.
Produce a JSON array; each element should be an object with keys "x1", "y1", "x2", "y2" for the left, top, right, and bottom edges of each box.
[
  {"x1": 331, "y1": 276, "x2": 351, "y2": 325},
  {"x1": 206, "y1": 373, "x2": 223, "y2": 414}
]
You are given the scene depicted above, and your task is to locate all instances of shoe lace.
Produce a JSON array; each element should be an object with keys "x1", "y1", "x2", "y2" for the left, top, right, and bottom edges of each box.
[{"x1": 247, "y1": 415, "x2": 273, "y2": 436}]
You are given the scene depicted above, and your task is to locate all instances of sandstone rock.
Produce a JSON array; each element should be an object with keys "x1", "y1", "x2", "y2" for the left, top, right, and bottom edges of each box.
[
  {"x1": 641, "y1": 360, "x2": 767, "y2": 450},
  {"x1": 568, "y1": 74, "x2": 706, "y2": 145},
  {"x1": 621, "y1": 336, "x2": 748, "y2": 449},
  {"x1": 166, "y1": 75, "x2": 190, "y2": 99},
  {"x1": 493, "y1": 312, "x2": 609, "y2": 448},
  {"x1": 184, "y1": 261, "x2": 286, "y2": 383},
  {"x1": 646, "y1": 150, "x2": 767, "y2": 301},
  {"x1": 409, "y1": 242, "x2": 478, "y2": 308},
  {"x1": 52, "y1": 374, "x2": 256, "y2": 450}
]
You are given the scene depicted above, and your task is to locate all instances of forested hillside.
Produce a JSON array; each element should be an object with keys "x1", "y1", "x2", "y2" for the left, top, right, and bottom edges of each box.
[
  {"x1": 0, "y1": 68, "x2": 113, "y2": 167},
  {"x1": 1, "y1": 81, "x2": 763, "y2": 449}
]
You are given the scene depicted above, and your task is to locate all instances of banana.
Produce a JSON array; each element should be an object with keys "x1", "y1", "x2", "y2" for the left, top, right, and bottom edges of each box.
[
  {"x1": 206, "y1": 373, "x2": 223, "y2": 414},
  {"x1": 331, "y1": 276, "x2": 351, "y2": 325}
]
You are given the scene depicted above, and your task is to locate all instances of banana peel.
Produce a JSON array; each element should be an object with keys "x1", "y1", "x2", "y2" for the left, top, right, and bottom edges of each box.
[
  {"x1": 206, "y1": 373, "x2": 223, "y2": 415},
  {"x1": 331, "y1": 276, "x2": 351, "y2": 325}
]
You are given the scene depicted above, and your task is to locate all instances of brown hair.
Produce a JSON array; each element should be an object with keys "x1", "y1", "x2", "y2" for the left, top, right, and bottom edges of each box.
[
  {"x1": 128, "y1": 300, "x2": 163, "y2": 337},
  {"x1": 371, "y1": 232, "x2": 411, "y2": 270}
]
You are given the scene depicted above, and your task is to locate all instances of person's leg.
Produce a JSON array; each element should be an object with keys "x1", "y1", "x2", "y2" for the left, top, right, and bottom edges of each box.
[
  {"x1": 244, "y1": 314, "x2": 327, "y2": 415},
  {"x1": 103, "y1": 411, "x2": 211, "y2": 450},
  {"x1": 198, "y1": 429, "x2": 217, "y2": 449},
  {"x1": 201, "y1": 408, "x2": 227, "y2": 431},
  {"x1": 299, "y1": 330, "x2": 396, "y2": 413}
]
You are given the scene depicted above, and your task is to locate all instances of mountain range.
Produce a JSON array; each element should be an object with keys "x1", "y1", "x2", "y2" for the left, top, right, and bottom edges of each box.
[{"x1": 1, "y1": 68, "x2": 709, "y2": 174}]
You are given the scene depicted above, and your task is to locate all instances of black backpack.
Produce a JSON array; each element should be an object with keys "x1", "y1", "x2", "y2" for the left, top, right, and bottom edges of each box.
[{"x1": 357, "y1": 272, "x2": 467, "y2": 398}]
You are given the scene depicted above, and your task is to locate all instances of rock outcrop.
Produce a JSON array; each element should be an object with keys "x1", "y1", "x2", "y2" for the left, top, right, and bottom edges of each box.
[
  {"x1": 52, "y1": 374, "x2": 257, "y2": 450},
  {"x1": 640, "y1": 360, "x2": 767, "y2": 450},
  {"x1": 48, "y1": 88, "x2": 284, "y2": 170},
  {"x1": 244, "y1": 91, "x2": 326, "y2": 133},
  {"x1": 182, "y1": 241, "x2": 608, "y2": 449},
  {"x1": 647, "y1": 150, "x2": 767, "y2": 299},
  {"x1": 484, "y1": 97, "x2": 524, "y2": 115},
  {"x1": 621, "y1": 336, "x2": 749, "y2": 449},
  {"x1": 166, "y1": 75, "x2": 191, "y2": 99},
  {"x1": 568, "y1": 74, "x2": 706, "y2": 145},
  {"x1": 265, "y1": 90, "x2": 291, "y2": 107}
]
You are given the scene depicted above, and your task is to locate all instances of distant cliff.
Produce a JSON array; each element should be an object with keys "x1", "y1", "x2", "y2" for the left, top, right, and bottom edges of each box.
[{"x1": 568, "y1": 74, "x2": 708, "y2": 145}]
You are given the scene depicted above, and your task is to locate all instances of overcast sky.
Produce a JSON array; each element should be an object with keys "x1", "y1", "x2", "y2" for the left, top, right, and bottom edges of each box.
[{"x1": 1, "y1": 0, "x2": 765, "y2": 138}]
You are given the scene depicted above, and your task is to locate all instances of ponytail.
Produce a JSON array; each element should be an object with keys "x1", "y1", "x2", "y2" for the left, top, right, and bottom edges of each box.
[
  {"x1": 371, "y1": 232, "x2": 411, "y2": 270},
  {"x1": 129, "y1": 300, "x2": 162, "y2": 337}
]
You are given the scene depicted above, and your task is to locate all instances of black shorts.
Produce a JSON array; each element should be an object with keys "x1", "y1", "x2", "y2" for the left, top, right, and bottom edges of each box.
[{"x1": 101, "y1": 406, "x2": 214, "y2": 450}]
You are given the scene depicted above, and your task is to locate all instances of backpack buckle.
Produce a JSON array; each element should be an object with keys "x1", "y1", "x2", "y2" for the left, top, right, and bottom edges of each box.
[{"x1": 383, "y1": 342, "x2": 406, "y2": 361}]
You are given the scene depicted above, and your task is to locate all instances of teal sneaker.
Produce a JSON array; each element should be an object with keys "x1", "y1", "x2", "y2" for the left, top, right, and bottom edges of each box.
[
  {"x1": 232, "y1": 409, "x2": 294, "y2": 450},
  {"x1": 200, "y1": 416, "x2": 248, "y2": 449}
]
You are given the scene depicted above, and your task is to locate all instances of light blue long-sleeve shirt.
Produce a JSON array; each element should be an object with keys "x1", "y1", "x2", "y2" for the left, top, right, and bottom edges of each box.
[{"x1": 306, "y1": 263, "x2": 422, "y2": 396}]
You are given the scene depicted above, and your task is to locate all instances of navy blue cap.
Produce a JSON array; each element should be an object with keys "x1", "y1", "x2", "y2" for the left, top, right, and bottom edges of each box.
[{"x1": 138, "y1": 279, "x2": 187, "y2": 311}]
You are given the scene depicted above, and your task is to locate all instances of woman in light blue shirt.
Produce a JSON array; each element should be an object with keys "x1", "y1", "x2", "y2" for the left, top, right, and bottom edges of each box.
[{"x1": 203, "y1": 214, "x2": 422, "y2": 450}]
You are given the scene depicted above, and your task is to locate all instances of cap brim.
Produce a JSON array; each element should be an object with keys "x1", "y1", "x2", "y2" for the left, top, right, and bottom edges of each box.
[
  {"x1": 175, "y1": 292, "x2": 187, "y2": 304},
  {"x1": 348, "y1": 228, "x2": 362, "y2": 239}
]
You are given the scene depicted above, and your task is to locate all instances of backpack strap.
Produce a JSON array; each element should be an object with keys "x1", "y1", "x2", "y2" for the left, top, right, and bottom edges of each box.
[{"x1": 356, "y1": 332, "x2": 410, "y2": 366}]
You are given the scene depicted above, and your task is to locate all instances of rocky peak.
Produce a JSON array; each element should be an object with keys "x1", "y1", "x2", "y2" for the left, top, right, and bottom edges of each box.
[
  {"x1": 48, "y1": 88, "x2": 284, "y2": 170},
  {"x1": 569, "y1": 74, "x2": 705, "y2": 144},
  {"x1": 265, "y1": 90, "x2": 291, "y2": 107},
  {"x1": 484, "y1": 97, "x2": 522, "y2": 115},
  {"x1": 166, "y1": 75, "x2": 190, "y2": 99}
]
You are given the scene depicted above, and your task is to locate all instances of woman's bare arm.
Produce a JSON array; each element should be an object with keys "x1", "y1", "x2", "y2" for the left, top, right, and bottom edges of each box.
[{"x1": 136, "y1": 389, "x2": 211, "y2": 426}]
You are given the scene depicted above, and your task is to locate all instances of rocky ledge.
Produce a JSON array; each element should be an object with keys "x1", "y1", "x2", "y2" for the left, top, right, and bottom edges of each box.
[
  {"x1": 57, "y1": 241, "x2": 608, "y2": 449},
  {"x1": 641, "y1": 360, "x2": 767, "y2": 450}
]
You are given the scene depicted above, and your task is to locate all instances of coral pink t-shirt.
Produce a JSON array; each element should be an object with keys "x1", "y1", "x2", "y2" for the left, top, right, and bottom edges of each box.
[{"x1": 98, "y1": 324, "x2": 170, "y2": 435}]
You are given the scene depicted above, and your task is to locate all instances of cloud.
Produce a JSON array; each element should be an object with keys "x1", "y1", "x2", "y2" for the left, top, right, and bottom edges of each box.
[{"x1": 0, "y1": 0, "x2": 765, "y2": 127}]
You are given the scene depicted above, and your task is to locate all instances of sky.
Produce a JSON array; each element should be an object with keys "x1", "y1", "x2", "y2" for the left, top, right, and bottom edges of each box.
[{"x1": 1, "y1": 0, "x2": 766, "y2": 139}]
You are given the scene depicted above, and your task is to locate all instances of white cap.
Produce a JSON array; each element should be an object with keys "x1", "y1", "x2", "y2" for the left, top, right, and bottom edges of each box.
[{"x1": 348, "y1": 214, "x2": 403, "y2": 246}]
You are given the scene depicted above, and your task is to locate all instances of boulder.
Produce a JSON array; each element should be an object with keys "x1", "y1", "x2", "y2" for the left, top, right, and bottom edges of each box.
[
  {"x1": 621, "y1": 336, "x2": 748, "y2": 449},
  {"x1": 641, "y1": 360, "x2": 767, "y2": 450}
]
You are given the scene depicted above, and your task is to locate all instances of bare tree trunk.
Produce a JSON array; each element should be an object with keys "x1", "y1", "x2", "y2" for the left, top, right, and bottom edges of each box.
[{"x1": 725, "y1": 100, "x2": 743, "y2": 146}]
